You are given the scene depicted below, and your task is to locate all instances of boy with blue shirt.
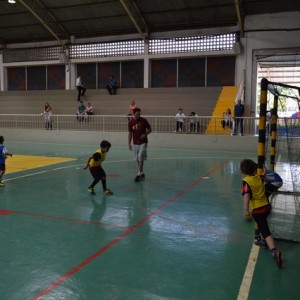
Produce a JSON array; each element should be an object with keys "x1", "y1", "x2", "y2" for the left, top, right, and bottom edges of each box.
[{"x1": 0, "y1": 136, "x2": 13, "y2": 187}]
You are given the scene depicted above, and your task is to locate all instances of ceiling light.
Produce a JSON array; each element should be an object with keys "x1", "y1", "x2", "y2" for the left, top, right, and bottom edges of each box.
[{"x1": 8, "y1": 0, "x2": 16, "y2": 4}]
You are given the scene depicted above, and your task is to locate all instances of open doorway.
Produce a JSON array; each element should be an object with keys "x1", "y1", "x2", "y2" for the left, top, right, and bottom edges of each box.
[{"x1": 256, "y1": 52, "x2": 300, "y2": 117}]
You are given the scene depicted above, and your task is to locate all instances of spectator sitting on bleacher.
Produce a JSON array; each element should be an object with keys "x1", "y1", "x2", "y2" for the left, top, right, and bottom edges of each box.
[
  {"x1": 86, "y1": 102, "x2": 94, "y2": 115},
  {"x1": 105, "y1": 75, "x2": 118, "y2": 95},
  {"x1": 76, "y1": 100, "x2": 86, "y2": 122},
  {"x1": 221, "y1": 108, "x2": 233, "y2": 130},
  {"x1": 188, "y1": 112, "x2": 199, "y2": 133},
  {"x1": 175, "y1": 108, "x2": 185, "y2": 133}
]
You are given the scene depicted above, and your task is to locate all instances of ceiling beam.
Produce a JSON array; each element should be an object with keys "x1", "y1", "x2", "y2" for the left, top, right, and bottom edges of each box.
[
  {"x1": 234, "y1": 0, "x2": 244, "y2": 37},
  {"x1": 118, "y1": 0, "x2": 149, "y2": 42},
  {"x1": 18, "y1": 0, "x2": 69, "y2": 49}
]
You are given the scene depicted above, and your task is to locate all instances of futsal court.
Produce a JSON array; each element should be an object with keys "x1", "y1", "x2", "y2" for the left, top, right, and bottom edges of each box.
[{"x1": 0, "y1": 140, "x2": 299, "y2": 300}]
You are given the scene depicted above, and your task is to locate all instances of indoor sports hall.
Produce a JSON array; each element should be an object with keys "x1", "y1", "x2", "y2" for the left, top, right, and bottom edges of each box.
[
  {"x1": 1, "y1": 1, "x2": 300, "y2": 299},
  {"x1": 0, "y1": 134, "x2": 299, "y2": 300}
]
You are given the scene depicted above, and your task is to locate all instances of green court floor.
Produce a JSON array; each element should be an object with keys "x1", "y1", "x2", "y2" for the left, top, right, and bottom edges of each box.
[{"x1": 0, "y1": 141, "x2": 299, "y2": 300}]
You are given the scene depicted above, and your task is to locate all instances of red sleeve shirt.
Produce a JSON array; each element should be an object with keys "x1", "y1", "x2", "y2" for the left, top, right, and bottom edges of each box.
[
  {"x1": 128, "y1": 117, "x2": 151, "y2": 145},
  {"x1": 242, "y1": 181, "x2": 251, "y2": 197}
]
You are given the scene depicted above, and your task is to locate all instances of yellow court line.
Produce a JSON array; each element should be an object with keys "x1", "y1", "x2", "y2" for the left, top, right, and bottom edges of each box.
[{"x1": 5, "y1": 155, "x2": 76, "y2": 174}]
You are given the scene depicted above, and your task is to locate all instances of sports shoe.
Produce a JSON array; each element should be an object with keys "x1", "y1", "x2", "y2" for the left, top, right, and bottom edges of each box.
[
  {"x1": 134, "y1": 175, "x2": 141, "y2": 182},
  {"x1": 0, "y1": 181, "x2": 5, "y2": 187},
  {"x1": 140, "y1": 173, "x2": 145, "y2": 180},
  {"x1": 88, "y1": 187, "x2": 95, "y2": 195},
  {"x1": 103, "y1": 189, "x2": 113, "y2": 195},
  {"x1": 272, "y1": 249, "x2": 282, "y2": 269},
  {"x1": 254, "y1": 238, "x2": 268, "y2": 249}
]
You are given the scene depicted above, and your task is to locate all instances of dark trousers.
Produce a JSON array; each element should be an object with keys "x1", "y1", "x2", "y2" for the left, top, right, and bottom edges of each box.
[
  {"x1": 106, "y1": 85, "x2": 117, "y2": 95},
  {"x1": 45, "y1": 121, "x2": 52, "y2": 130},
  {"x1": 252, "y1": 208, "x2": 271, "y2": 239},
  {"x1": 234, "y1": 118, "x2": 244, "y2": 135},
  {"x1": 176, "y1": 121, "x2": 183, "y2": 132},
  {"x1": 89, "y1": 167, "x2": 106, "y2": 190},
  {"x1": 77, "y1": 86, "x2": 86, "y2": 101},
  {"x1": 221, "y1": 120, "x2": 232, "y2": 129}
]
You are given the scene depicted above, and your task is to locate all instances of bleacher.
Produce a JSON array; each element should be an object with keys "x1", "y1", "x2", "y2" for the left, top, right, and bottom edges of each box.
[{"x1": 0, "y1": 87, "x2": 222, "y2": 117}]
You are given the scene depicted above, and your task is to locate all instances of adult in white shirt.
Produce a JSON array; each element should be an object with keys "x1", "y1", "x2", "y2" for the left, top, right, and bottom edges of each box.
[
  {"x1": 175, "y1": 108, "x2": 185, "y2": 132},
  {"x1": 76, "y1": 75, "x2": 86, "y2": 102}
]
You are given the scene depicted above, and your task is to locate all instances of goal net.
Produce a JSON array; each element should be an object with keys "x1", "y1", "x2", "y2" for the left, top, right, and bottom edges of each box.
[{"x1": 262, "y1": 79, "x2": 300, "y2": 242}]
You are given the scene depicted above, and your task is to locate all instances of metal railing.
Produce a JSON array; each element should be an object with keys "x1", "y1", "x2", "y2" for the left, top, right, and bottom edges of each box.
[{"x1": 0, "y1": 114, "x2": 292, "y2": 135}]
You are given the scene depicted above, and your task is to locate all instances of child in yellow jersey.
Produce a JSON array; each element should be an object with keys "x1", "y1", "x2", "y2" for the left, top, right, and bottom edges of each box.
[
  {"x1": 84, "y1": 140, "x2": 113, "y2": 195},
  {"x1": 240, "y1": 159, "x2": 282, "y2": 268}
]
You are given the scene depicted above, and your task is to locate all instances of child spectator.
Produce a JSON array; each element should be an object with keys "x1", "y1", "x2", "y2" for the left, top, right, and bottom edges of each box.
[
  {"x1": 76, "y1": 100, "x2": 86, "y2": 122},
  {"x1": 85, "y1": 102, "x2": 94, "y2": 115},
  {"x1": 189, "y1": 112, "x2": 199, "y2": 133},
  {"x1": 43, "y1": 102, "x2": 52, "y2": 130},
  {"x1": 127, "y1": 100, "x2": 136, "y2": 120},
  {"x1": 221, "y1": 108, "x2": 232, "y2": 130},
  {"x1": 175, "y1": 108, "x2": 185, "y2": 133}
]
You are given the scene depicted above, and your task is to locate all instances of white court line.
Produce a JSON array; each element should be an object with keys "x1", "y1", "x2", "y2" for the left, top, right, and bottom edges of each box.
[
  {"x1": 237, "y1": 244, "x2": 260, "y2": 300},
  {"x1": 4, "y1": 163, "x2": 84, "y2": 182},
  {"x1": 4, "y1": 155, "x2": 234, "y2": 182}
]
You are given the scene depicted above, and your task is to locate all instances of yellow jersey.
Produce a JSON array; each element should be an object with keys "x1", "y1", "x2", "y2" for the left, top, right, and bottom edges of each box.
[
  {"x1": 243, "y1": 175, "x2": 269, "y2": 209},
  {"x1": 88, "y1": 149, "x2": 107, "y2": 167}
]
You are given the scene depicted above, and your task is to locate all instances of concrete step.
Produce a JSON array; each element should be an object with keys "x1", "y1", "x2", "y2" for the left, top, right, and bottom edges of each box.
[{"x1": 0, "y1": 87, "x2": 225, "y2": 116}]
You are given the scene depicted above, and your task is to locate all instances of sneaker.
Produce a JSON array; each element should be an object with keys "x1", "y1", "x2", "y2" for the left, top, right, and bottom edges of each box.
[
  {"x1": 135, "y1": 175, "x2": 141, "y2": 182},
  {"x1": 253, "y1": 236, "x2": 261, "y2": 244},
  {"x1": 88, "y1": 187, "x2": 95, "y2": 195},
  {"x1": 140, "y1": 174, "x2": 145, "y2": 180},
  {"x1": 254, "y1": 238, "x2": 268, "y2": 249},
  {"x1": 272, "y1": 250, "x2": 282, "y2": 269},
  {"x1": 0, "y1": 181, "x2": 5, "y2": 187},
  {"x1": 103, "y1": 189, "x2": 113, "y2": 195}
]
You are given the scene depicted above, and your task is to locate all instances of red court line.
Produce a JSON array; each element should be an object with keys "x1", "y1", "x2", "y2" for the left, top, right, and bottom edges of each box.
[
  {"x1": 32, "y1": 159, "x2": 229, "y2": 300},
  {"x1": 0, "y1": 209, "x2": 128, "y2": 229}
]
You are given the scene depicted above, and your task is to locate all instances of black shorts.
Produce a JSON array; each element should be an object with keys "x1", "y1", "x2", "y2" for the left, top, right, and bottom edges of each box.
[
  {"x1": 89, "y1": 166, "x2": 106, "y2": 180},
  {"x1": 0, "y1": 164, "x2": 6, "y2": 171}
]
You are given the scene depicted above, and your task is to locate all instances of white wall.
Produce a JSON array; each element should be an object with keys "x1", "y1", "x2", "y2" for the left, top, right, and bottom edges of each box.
[{"x1": 236, "y1": 11, "x2": 300, "y2": 116}]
